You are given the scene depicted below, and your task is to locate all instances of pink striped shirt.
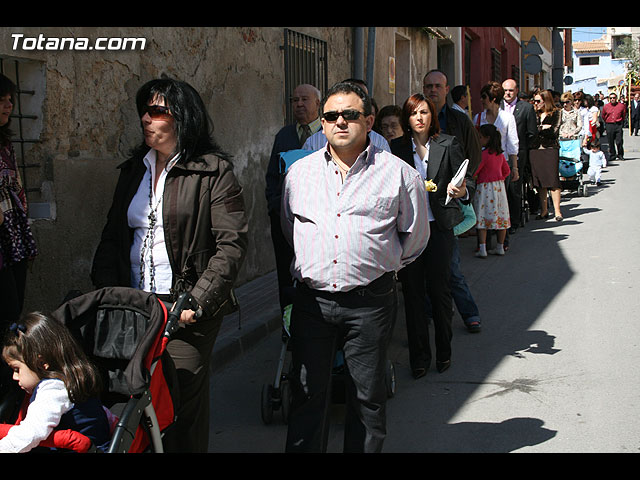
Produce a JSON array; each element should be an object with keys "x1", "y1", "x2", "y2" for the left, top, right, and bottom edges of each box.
[{"x1": 281, "y1": 142, "x2": 430, "y2": 292}]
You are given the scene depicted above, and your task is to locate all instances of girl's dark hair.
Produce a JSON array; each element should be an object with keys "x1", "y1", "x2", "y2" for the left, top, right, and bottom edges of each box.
[
  {"x1": 133, "y1": 76, "x2": 230, "y2": 162},
  {"x1": 478, "y1": 123, "x2": 503, "y2": 155},
  {"x1": 2, "y1": 313, "x2": 102, "y2": 403},
  {"x1": 400, "y1": 93, "x2": 440, "y2": 140},
  {"x1": 0, "y1": 73, "x2": 16, "y2": 146}
]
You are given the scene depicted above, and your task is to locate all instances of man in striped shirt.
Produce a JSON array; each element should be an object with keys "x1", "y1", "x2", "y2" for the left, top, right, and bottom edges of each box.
[{"x1": 281, "y1": 81, "x2": 430, "y2": 453}]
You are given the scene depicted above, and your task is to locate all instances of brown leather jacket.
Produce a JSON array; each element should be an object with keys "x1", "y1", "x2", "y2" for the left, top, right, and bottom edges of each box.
[{"x1": 91, "y1": 151, "x2": 248, "y2": 318}]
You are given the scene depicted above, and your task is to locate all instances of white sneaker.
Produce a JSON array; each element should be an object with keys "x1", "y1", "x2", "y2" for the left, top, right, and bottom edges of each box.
[
  {"x1": 475, "y1": 250, "x2": 487, "y2": 258},
  {"x1": 488, "y1": 247, "x2": 505, "y2": 256}
]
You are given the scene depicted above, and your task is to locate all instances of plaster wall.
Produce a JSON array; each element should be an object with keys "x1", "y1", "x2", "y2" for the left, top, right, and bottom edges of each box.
[{"x1": 0, "y1": 26, "x2": 352, "y2": 312}]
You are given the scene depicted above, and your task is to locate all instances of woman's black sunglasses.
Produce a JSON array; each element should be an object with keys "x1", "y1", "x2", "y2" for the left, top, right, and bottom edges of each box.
[{"x1": 141, "y1": 104, "x2": 172, "y2": 119}]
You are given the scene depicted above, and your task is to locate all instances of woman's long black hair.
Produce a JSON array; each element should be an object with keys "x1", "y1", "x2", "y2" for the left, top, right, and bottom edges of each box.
[{"x1": 133, "y1": 76, "x2": 231, "y2": 162}]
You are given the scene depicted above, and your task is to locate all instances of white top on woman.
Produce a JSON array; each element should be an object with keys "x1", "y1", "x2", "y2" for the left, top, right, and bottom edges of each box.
[{"x1": 474, "y1": 110, "x2": 519, "y2": 159}]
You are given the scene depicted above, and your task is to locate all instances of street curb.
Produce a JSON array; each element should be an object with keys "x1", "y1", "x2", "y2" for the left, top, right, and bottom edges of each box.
[{"x1": 210, "y1": 271, "x2": 282, "y2": 372}]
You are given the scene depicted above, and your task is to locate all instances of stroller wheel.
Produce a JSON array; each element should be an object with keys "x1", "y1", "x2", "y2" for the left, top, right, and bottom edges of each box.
[{"x1": 261, "y1": 384, "x2": 274, "y2": 425}]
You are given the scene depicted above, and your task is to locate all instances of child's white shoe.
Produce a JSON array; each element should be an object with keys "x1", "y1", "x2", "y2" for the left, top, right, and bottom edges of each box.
[{"x1": 488, "y1": 244, "x2": 505, "y2": 256}]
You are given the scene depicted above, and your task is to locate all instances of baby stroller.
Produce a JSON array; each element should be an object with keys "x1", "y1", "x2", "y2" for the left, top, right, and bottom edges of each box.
[
  {"x1": 559, "y1": 138, "x2": 588, "y2": 197},
  {"x1": 0, "y1": 287, "x2": 193, "y2": 452}
]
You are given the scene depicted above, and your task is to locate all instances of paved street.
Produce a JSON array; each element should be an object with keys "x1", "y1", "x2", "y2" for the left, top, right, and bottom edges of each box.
[{"x1": 207, "y1": 130, "x2": 640, "y2": 453}]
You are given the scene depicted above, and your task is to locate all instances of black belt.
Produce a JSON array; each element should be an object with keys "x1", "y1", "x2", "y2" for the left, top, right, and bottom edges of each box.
[{"x1": 299, "y1": 271, "x2": 396, "y2": 296}]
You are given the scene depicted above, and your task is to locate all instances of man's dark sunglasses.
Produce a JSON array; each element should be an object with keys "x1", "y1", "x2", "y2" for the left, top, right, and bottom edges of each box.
[
  {"x1": 142, "y1": 104, "x2": 172, "y2": 119},
  {"x1": 322, "y1": 109, "x2": 366, "y2": 122}
]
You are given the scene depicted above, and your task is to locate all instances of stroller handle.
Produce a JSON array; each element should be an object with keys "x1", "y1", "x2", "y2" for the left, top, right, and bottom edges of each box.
[{"x1": 164, "y1": 292, "x2": 203, "y2": 338}]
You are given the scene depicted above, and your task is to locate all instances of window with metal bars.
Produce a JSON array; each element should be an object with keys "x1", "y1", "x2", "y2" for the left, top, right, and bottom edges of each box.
[
  {"x1": 491, "y1": 48, "x2": 501, "y2": 83},
  {"x1": 0, "y1": 57, "x2": 44, "y2": 217},
  {"x1": 282, "y1": 29, "x2": 328, "y2": 125}
]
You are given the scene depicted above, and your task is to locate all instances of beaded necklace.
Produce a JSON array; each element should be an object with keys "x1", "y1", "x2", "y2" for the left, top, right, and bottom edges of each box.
[
  {"x1": 138, "y1": 170, "x2": 163, "y2": 292},
  {"x1": 137, "y1": 153, "x2": 180, "y2": 292}
]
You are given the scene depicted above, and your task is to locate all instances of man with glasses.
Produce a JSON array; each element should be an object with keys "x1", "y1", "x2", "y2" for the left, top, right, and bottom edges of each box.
[
  {"x1": 281, "y1": 81, "x2": 430, "y2": 453},
  {"x1": 302, "y1": 78, "x2": 391, "y2": 152},
  {"x1": 602, "y1": 92, "x2": 627, "y2": 161}
]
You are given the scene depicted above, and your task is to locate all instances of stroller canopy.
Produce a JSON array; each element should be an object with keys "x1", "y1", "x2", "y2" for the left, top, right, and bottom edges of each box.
[{"x1": 51, "y1": 287, "x2": 169, "y2": 397}]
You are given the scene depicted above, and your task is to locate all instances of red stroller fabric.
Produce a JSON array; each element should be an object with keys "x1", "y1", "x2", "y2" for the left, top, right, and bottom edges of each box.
[
  {"x1": 0, "y1": 394, "x2": 94, "y2": 453},
  {"x1": 50, "y1": 287, "x2": 178, "y2": 453}
]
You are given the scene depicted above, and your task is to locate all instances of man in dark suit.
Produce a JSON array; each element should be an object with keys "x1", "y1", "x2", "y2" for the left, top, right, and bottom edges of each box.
[
  {"x1": 265, "y1": 84, "x2": 321, "y2": 312},
  {"x1": 502, "y1": 79, "x2": 537, "y2": 232},
  {"x1": 630, "y1": 93, "x2": 640, "y2": 136}
]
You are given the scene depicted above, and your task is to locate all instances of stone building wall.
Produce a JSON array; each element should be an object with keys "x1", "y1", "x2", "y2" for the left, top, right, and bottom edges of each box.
[{"x1": 0, "y1": 26, "x2": 353, "y2": 312}]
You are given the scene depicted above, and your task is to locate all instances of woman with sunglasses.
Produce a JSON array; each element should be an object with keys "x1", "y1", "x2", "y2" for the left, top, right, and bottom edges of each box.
[
  {"x1": 91, "y1": 77, "x2": 248, "y2": 452},
  {"x1": 559, "y1": 92, "x2": 584, "y2": 144},
  {"x1": 390, "y1": 93, "x2": 469, "y2": 379},
  {"x1": 530, "y1": 89, "x2": 563, "y2": 221}
]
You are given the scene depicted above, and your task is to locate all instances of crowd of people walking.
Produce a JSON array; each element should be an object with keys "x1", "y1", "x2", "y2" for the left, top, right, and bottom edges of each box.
[
  {"x1": 0, "y1": 64, "x2": 631, "y2": 453},
  {"x1": 267, "y1": 71, "x2": 630, "y2": 453}
]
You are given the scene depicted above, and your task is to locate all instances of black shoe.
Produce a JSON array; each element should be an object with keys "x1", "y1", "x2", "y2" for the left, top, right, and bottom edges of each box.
[
  {"x1": 436, "y1": 360, "x2": 451, "y2": 373},
  {"x1": 412, "y1": 367, "x2": 427, "y2": 379},
  {"x1": 466, "y1": 320, "x2": 481, "y2": 333}
]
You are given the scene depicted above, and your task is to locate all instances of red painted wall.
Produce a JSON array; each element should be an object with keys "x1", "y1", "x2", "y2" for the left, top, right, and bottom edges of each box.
[{"x1": 461, "y1": 27, "x2": 521, "y2": 116}]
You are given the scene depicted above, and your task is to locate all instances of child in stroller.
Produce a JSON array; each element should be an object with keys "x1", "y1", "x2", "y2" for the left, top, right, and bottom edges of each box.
[
  {"x1": 1, "y1": 286, "x2": 188, "y2": 453},
  {"x1": 0, "y1": 312, "x2": 111, "y2": 453}
]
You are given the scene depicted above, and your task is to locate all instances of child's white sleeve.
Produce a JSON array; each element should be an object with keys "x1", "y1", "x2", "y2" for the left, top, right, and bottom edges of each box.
[{"x1": 0, "y1": 379, "x2": 73, "y2": 453}]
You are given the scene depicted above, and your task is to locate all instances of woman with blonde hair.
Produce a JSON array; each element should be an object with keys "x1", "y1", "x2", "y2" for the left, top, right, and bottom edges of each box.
[{"x1": 559, "y1": 92, "x2": 583, "y2": 143}]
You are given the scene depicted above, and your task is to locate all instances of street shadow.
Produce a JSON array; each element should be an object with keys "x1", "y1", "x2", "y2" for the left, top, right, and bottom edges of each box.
[
  {"x1": 392, "y1": 417, "x2": 558, "y2": 453},
  {"x1": 381, "y1": 211, "x2": 574, "y2": 452}
]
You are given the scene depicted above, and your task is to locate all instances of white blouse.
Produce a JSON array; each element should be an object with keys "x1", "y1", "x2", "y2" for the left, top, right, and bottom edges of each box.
[
  {"x1": 411, "y1": 137, "x2": 435, "y2": 222},
  {"x1": 475, "y1": 110, "x2": 519, "y2": 158},
  {"x1": 128, "y1": 149, "x2": 180, "y2": 294}
]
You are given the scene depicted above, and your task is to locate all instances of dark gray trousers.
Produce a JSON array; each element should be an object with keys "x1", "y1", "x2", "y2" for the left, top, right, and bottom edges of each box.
[
  {"x1": 160, "y1": 298, "x2": 223, "y2": 453},
  {"x1": 285, "y1": 272, "x2": 397, "y2": 453}
]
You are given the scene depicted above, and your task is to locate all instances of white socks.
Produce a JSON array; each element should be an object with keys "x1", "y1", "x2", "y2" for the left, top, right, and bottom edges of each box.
[
  {"x1": 475, "y1": 243, "x2": 487, "y2": 258},
  {"x1": 476, "y1": 243, "x2": 505, "y2": 257}
]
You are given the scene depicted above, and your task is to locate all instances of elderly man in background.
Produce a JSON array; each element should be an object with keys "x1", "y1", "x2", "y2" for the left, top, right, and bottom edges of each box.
[{"x1": 265, "y1": 84, "x2": 322, "y2": 313}]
